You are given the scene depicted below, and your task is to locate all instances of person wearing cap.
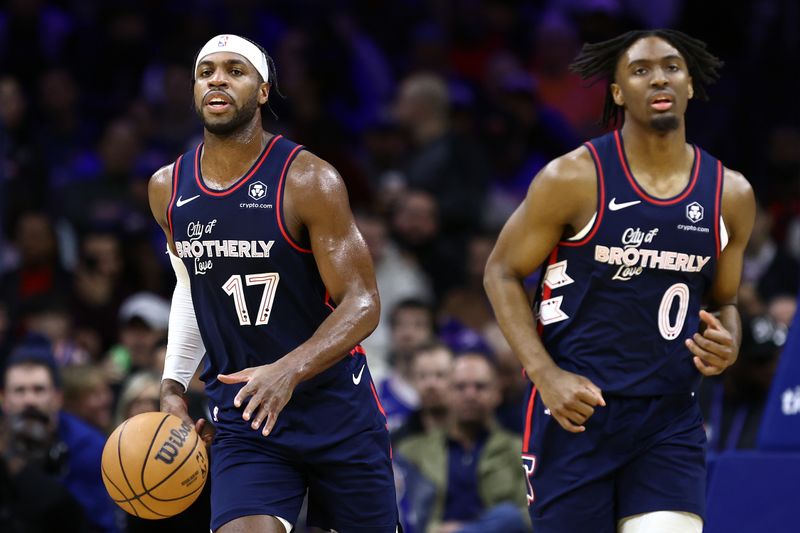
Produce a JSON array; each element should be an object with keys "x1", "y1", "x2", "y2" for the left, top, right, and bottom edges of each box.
[
  {"x1": 104, "y1": 292, "x2": 171, "y2": 383},
  {"x1": 148, "y1": 35, "x2": 397, "y2": 532}
]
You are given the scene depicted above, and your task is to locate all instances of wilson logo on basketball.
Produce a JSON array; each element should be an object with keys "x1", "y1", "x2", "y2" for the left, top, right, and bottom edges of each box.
[{"x1": 154, "y1": 423, "x2": 192, "y2": 464}]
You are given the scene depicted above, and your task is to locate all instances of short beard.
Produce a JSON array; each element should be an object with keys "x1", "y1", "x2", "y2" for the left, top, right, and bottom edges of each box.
[
  {"x1": 196, "y1": 93, "x2": 260, "y2": 136},
  {"x1": 650, "y1": 114, "x2": 680, "y2": 133}
]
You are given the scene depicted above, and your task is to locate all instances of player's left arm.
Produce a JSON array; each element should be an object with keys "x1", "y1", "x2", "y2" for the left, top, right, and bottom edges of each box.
[
  {"x1": 218, "y1": 151, "x2": 380, "y2": 436},
  {"x1": 687, "y1": 168, "x2": 756, "y2": 376}
]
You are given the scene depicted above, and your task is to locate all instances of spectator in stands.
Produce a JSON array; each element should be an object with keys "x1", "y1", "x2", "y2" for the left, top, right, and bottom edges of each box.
[
  {"x1": 392, "y1": 73, "x2": 490, "y2": 292},
  {"x1": 18, "y1": 296, "x2": 89, "y2": 367},
  {"x1": 357, "y1": 209, "x2": 432, "y2": 380},
  {"x1": 378, "y1": 299, "x2": 436, "y2": 430},
  {"x1": 37, "y1": 68, "x2": 95, "y2": 194},
  {"x1": 0, "y1": 211, "x2": 72, "y2": 340},
  {"x1": 114, "y1": 370, "x2": 161, "y2": 424},
  {"x1": 391, "y1": 189, "x2": 464, "y2": 299},
  {"x1": 0, "y1": 338, "x2": 117, "y2": 532},
  {"x1": 481, "y1": 322, "x2": 527, "y2": 435},
  {"x1": 105, "y1": 292, "x2": 170, "y2": 383},
  {"x1": 72, "y1": 230, "x2": 130, "y2": 355},
  {"x1": 59, "y1": 118, "x2": 144, "y2": 233},
  {"x1": 393, "y1": 73, "x2": 489, "y2": 238},
  {"x1": 392, "y1": 341, "x2": 453, "y2": 445},
  {"x1": 526, "y1": 10, "x2": 606, "y2": 138},
  {"x1": 361, "y1": 115, "x2": 408, "y2": 209},
  {"x1": 439, "y1": 232, "x2": 497, "y2": 334},
  {"x1": 479, "y1": 63, "x2": 578, "y2": 215},
  {"x1": 61, "y1": 364, "x2": 113, "y2": 433},
  {"x1": 0, "y1": 410, "x2": 87, "y2": 533},
  {"x1": 397, "y1": 353, "x2": 530, "y2": 533},
  {"x1": 700, "y1": 314, "x2": 787, "y2": 453}
]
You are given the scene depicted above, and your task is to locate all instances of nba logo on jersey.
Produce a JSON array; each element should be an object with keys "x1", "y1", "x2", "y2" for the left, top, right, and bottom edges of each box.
[
  {"x1": 249, "y1": 181, "x2": 267, "y2": 200},
  {"x1": 217, "y1": 35, "x2": 229, "y2": 47},
  {"x1": 686, "y1": 202, "x2": 704, "y2": 223}
]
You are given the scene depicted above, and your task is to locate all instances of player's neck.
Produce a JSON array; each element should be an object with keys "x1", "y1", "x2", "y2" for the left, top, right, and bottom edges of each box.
[
  {"x1": 201, "y1": 125, "x2": 269, "y2": 188},
  {"x1": 620, "y1": 120, "x2": 688, "y2": 172}
]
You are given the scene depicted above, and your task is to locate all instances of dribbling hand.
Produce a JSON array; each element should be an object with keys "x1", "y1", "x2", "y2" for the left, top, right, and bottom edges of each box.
[
  {"x1": 686, "y1": 309, "x2": 737, "y2": 376},
  {"x1": 218, "y1": 361, "x2": 298, "y2": 437},
  {"x1": 160, "y1": 382, "x2": 215, "y2": 446},
  {"x1": 535, "y1": 365, "x2": 606, "y2": 433}
]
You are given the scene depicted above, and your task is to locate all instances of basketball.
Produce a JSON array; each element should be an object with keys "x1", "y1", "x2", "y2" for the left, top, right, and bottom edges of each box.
[{"x1": 101, "y1": 412, "x2": 209, "y2": 519}]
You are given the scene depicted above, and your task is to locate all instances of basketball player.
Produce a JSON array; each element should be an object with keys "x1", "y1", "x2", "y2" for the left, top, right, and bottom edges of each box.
[
  {"x1": 484, "y1": 30, "x2": 755, "y2": 533},
  {"x1": 148, "y1": 35, "x2": 398, "y2": 532}
]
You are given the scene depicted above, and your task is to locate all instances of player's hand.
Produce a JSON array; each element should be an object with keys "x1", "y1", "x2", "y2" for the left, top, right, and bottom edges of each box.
[
  {"x1": 217, "y1": 361, "x2": 298, "y2": 437},
  {"x1": 686, "y1": 309, "x2": 737, "y2": 376},
  {"x1": 534, "y1": 365, "x2": 605, "y2": 433},
  {"x1": 161, "y1": 379, "x2": 215, "y2": 446}
]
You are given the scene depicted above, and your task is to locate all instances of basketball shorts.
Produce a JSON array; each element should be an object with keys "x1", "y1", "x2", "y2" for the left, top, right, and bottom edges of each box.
[
  {"x1": 208, "y1": 355, "x2": 398, "y2": 532},
  {"x1": 522, "y1": 387, "x2": 706, "y2": 533}
]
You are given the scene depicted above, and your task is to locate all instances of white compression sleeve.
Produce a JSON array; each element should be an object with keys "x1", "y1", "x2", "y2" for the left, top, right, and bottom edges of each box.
[{"x1": 162, "y1": 248, "x2": 205, "y2": 391}]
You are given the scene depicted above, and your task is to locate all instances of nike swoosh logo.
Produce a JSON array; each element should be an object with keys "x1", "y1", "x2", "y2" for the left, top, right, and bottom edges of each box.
[
  {"x1": 608, "y1": 198, "x2": 641, "y2": 211},
  {"x1": 176, "y1": 195, "x2": 200, "y2": 207},
  {"x1": 352, "y1": 364, "x2": 365, "y2": 385}
]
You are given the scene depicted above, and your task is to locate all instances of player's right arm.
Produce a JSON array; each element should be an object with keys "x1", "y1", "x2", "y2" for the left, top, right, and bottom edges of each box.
[
  {"x1": 148, "y1": 165, "x2": 213, "y2": 445},
  {"x1": 484, "y1": 148, "x2": 606, "y2": 433}
]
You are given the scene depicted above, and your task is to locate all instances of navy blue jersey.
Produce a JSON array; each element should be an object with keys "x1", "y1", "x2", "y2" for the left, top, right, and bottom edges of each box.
[
  {"x1": 534, "y1": 130, "x2": 724, "y2": 395},
  {"x1": 167, "y1": 135, "x2": 363, "y2": 410}
]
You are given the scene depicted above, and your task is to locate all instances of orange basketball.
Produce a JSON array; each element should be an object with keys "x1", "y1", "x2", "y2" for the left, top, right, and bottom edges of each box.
[{"x1": 101, "y1": 412, "x2": 209, "y2": 519}]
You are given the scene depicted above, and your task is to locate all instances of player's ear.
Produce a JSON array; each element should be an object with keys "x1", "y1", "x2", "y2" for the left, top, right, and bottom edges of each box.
[
  {"x1": 687, "y1": 79, "x2": 694, "y2": 100},
  {"x1": 259, "y1": 82, "x2": 270, "y2": 105},
  {"x1": 610, "y1": 83, "x2": 624, "y2": 106}
]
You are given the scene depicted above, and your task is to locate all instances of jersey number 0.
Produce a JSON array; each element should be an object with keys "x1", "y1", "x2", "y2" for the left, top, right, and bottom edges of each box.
[
  {"x1": 222, "y1": 273, "x2": 280, "y2": 326},
  {"x1": 658, "y1": 282, "x2": 689, "y2": 340}
]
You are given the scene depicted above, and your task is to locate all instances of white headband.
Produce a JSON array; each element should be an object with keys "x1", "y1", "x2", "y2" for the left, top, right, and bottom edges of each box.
[{"x1": 194, "y1": 34, "x2": 269, "y2": 83}]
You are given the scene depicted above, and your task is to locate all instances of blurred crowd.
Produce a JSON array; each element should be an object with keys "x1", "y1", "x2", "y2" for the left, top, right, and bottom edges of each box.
[{"x1": 0, "y1": 0, "x2": 798, "y2": 532}]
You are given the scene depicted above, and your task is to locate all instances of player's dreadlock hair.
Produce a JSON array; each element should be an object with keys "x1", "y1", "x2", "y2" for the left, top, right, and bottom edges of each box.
[
  {"x1": 569, "y1": 29, "x2": 723, "y2": 129},
  {"x1": 243, "y1": 37, "x2": 284, "y2": 122}
]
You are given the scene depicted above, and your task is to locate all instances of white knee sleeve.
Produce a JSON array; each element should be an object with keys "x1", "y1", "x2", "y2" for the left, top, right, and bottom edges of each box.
[
  {"x1": 275, "y1": 516, "x2": 292, "y2": 533},
  {"x1": 618, "y1": 511, "x2": 703, "y2": 533}
]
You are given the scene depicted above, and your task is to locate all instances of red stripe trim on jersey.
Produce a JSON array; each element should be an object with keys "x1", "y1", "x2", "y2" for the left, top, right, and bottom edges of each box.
[
  {"x1": 614, "y1": 130, "x2": 701, "y2": 206},
  {"x1": 276, "y1": 145, "x2": 312, "y2": 253},
  {"x1": 370, "y1": 381, "x2": 387, "y2": 418},
  {"x1": 561, "y1": 141, "x2": 605, "y2": 247},
  {"x1": 350, "y1": 345, "x2": 366, "y2": 356},
  {"x1": 714, "y1": 160, "x2": 723, "y2": 259},
  {"x1": 193, "y1": 134, "x2": 282, "y2": 197},
  {"x1": 166, "y1": 155, "x2": 183, "y2": 239},
  {"x1": 522, "y1": 386, "x2": 537, "y2": 453}
]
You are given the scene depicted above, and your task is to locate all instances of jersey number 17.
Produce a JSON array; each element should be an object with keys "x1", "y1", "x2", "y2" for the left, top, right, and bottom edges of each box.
[{"x1": 222, "y1": 273, "x2": 280, "y2": 326}]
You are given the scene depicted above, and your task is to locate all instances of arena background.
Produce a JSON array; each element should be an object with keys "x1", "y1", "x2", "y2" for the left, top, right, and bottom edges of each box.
[{"x1": 0, "y1": 1, "x2": 799, "y2": 532}]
